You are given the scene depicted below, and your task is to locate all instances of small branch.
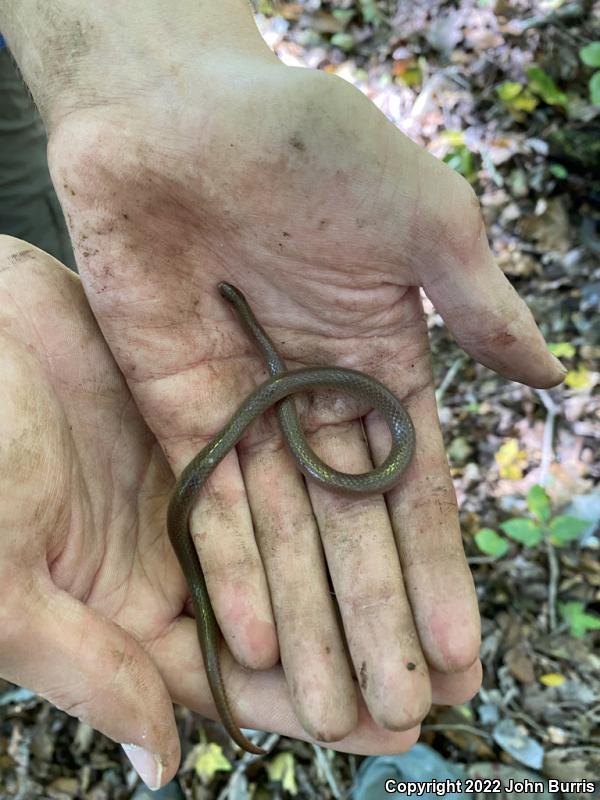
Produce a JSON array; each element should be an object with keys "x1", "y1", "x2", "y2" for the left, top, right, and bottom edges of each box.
[
  {"x1": 545, "y1": 534, "x2": 560, "y2": 633},
  {"x1": 506, "y1": 2, "x2": 587, "y2": 33},
  {"x1": 218, "y1": 733, "x2": 280, "y2": 800},
  {"x1": 536, "y1": 389, "x2": 559, "y2": 487},
  {"x1": 312, "y1": 746, "x2": 343, "y2": 800},
  {"x1": 435, "y1": 355, "x2": 466, "y2": 406},
  {"x1": 535, "y1": 388, "x2": 561, "y2": 633},
  {"x1": 421, "y1": 723, "x2": 493, "y2": 741},
  {"x1": 467, "y1": 555, "x2": 503, "y2": 565}
]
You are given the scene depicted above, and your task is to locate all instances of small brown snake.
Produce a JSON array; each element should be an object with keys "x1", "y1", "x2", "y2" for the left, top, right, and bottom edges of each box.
[{"x1": 167, "y1": 282, "x2": 415, "y2": 753}]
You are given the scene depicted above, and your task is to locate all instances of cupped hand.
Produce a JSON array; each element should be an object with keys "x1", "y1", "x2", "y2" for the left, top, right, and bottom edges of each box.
[
  {"x1": 1, "y1": 239, "x2": 479, "y2": 788},
  {"x1": 44, "y1": 45, "x2": 561, "y2": 746}
]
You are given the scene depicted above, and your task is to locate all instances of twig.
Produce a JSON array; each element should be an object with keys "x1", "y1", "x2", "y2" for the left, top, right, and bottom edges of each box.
[
  {"x1": 218, "y1": 733, "x2": 280, "y2": 800},
  {"x1": 467, "y1": 555, "x2": 503, "y2": 565},
  {"x1": 506, "y1": 708, "x2": 553, "y2": 741},
  {"x1": 435, "y1": 355, "x2": 466, "y2": 406},
  {"x1": 536, "y1": 389, "x2": 559, "y2": 487},
  {"x1": 311, "y1": 746, "x2": 343, "y2": 800},
  {"x1": 545, "y1": 534, "x2": 560, "y2": 633},
  {"x1": 296, "y1": 764, "x2": 320, "y2": 800},
  {"x1": 535, "y1": 388, "x2": 561, "y2": 633},
  {"x1": 421, "y1": 723, "x2": 493, "y2": 741},
  {"x1": 508, "y1": 2, "x2": 587, "y2": 33}
]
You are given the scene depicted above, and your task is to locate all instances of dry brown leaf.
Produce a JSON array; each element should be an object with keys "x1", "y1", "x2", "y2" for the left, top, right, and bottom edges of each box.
[{"x1": 504, "y1": 645, "x2": 536, "y2": 684}]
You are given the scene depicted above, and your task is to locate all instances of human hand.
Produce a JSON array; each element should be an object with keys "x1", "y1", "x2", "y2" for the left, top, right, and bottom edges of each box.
[
  {"x1": 1, "y1": 0, "x2": 562, "y2": 748},
  {"x1": 1, "y1": 238, "x2": 477, "y2": 788}
]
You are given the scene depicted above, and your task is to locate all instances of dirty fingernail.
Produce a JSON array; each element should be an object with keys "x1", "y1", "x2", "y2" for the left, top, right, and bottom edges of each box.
[
  {"x1": 122, "y1": 743, "x2": 163, "y2": 790},
  {"x1": 550, "y1": 353, "x2": 568, "y2": 375}
]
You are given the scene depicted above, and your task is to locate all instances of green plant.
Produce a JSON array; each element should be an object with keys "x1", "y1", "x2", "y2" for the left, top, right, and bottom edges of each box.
[
  {"x1": 548, "y1": 342, "x2": 576, "y2": 358},
  {"x1": 579, "y1": 41, "x2": 600, "y2": 105},
  {"x1": 496, "y1": 65, "x2": 568, "y2": 121},
  {"x1": 359, "y1": 0, "x2": 385, "y2": 26},
  {"x1": 526, "y1": 66, "x2": 568, "y2": 107},
  {"x1": 443, "y1": 145, "x2": 477, "y2": 180},
  {"x1": 495, "y1": 81, "x2": 538, "y2": 119},
  {"x1": 559, "y1": 601, "x2": 600, "y2": 638},
  {"x1": 440, "y1": 130, "x2": 479, "y2": 182},
  {"x1": 475, "y1": 484, "x2": 589, "y2": 556}
]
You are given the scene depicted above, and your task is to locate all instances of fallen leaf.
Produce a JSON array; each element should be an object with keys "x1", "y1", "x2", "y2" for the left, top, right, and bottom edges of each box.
[
  {"x1": 539, "y1": 673, "x2": 566, "y2": 687},
  {"x1": 267, "y1": 751, "x2": 298, "y2": 795},
  {"x1": 184, "y1": 742, "x2": 232, "y2": 783},
  {"x1": 565, "y1": 365, "x2": 591, "y2": 389},
  {"x1": 505, "y1": 645, "x2": 535, "y2": 683},
  {"x1": 495, "y1": 439, "x2": 528, "y2": 480},
  {"x1": 492, "y1": 718, "x2": 544, "y2": 770}
]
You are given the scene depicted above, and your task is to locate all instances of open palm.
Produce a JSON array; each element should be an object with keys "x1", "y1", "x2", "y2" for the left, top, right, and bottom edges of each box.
[{"x1": 46, "y1": 59, "x2": 561, "y2": 752}]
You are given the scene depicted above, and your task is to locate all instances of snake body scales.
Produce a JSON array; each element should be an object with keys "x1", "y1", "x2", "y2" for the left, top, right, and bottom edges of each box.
[{"x1": 167, "y1": 282, "x2": 416, "y2": 754}]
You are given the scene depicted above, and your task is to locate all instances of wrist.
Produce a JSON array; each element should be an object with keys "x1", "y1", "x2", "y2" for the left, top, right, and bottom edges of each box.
[{"x1": 0, "y1": 0, "x2": 275, "y2": 130}]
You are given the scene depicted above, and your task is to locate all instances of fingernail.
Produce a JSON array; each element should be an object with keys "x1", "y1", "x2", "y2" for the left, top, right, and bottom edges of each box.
[
  {"x1": 122, "y1": 743, "x2": 163, "y2": 791},
  {"x1": 550, "y1": 353, "x2": 568, "y2": 375}
]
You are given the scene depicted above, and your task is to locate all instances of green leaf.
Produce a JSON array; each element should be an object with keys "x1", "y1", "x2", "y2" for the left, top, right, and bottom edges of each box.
[
  {"x1": 549, "y1": 515, "x2": 589, "y2": 545},
  {"x1": 360, "y1": 0, "x2": 384, "y2": 25},
  {"x1": 511, "y1": 90, "x2": 538, "y2": 112},
  {"x1": 526, "y1": 67, "x2": 568, "y2": 107},
  {"x1": 499, "y1": 518, "x2": 543, "y2": 547},
  {"x1": 559, "y1": 601, "x2": 600, "y2": 638},
  {"x1": 443, "y1": 146, "x2": 476, "y2": 180},
  {"x1": 330, "y1": 32, "x2": 355, "y2": 51},
  {"x1": 497, "y1": 81, "x2": 523, "y2": 101},
  {"x1": 192, "y1": 742, "x2": 232, "y2": 783},
  {"x1": 332, "y1": 9, "x2": 356, "y2": 24},
  {"x1": 548, "y1": 342, "x2": 575, "y2": 358},
  {"x1": 565, "y1": 365, "x2": 591, "y2": 389},
  {"x1": 527, "y1": 485, "x2": 551, "y2": 522},
  {"x1": 441, "y1": 129, "x2": 466, "y2": 146},
  {"x1": 475, "y1": 528, "x2": 509, "y2": 557},
  {"x1": 580, "y1": 42, "x2": 600, "y2": 68},
  {"x1": 590, "y1": 72, "x2": 600, "y2": 106},
  {"x1": 267, "y1": 752, "x2": 298, "y2": 795},
  {"x1": 549, "y1": 164, "x2": 568, "y2": 179}
]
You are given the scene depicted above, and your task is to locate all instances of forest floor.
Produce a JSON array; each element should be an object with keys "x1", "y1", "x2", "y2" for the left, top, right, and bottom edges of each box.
[{"x1": 1, "y1": 1, "x2": 599, "y2": 799}]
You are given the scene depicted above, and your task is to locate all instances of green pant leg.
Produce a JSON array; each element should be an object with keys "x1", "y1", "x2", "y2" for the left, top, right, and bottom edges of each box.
[{"x1": 0, "y1": 47, "x2": 77, "y2": 272}]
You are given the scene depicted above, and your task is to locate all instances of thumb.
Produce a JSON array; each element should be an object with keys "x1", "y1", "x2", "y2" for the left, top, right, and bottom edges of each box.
[
  {"x1": 409, "y1": 155, "x2": 565, "y2": 389},
  {"x1": 1, "y1": 575, "x2": 179, "y2": 790}
]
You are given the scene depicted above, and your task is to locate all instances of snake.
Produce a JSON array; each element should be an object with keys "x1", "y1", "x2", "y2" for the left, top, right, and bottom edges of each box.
[{"x1": 167, "y1": 282, "x2": 416, "y2": 754}]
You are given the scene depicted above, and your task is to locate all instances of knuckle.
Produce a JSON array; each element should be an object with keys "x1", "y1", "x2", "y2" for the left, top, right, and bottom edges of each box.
[
  {"x1": 435, "y1": 174, "x2": 486, "y2": 262},
  {"x1": 339, "y1": 580, "x2": 397, "y2": 618},
  {"x1": 205, "y1": 546, "x2": 263, "y2": 583}
]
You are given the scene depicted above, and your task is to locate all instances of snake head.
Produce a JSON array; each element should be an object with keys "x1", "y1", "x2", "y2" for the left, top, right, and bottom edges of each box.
[{"x1": 218, "y1": 282, "x2": 245, "y2": 305}]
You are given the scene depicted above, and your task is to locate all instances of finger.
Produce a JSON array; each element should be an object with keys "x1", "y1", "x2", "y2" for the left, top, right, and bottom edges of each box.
[
  {"x1": 367, "y1": 351, "x2": 481, "y2": 674},
  {"x1": 0, "y1": 572, "x2": 179, "y2": 790},
  {"x1": 187, "y1": 448, "x2": 279, "y2": 670},
  {"x1": 430, "y1": 658, "x2": 482, "y2": 705},
  {"x1": 236, "y1": 415, "x2": 358, "y2": 742},
  {"x1": 153, "y1": 616, "x2": 421, "y2": 754},
  {"x1": 401, "y1": 149, "x2": 566, "y2": 388},
  {"x1": 66, "y1": 260, "x2": 279, "y2": 673},
  {"x1": 304, "y1": 420, "x2": 432, "y2": 730},
  {"x1": 158, "y1": 343, "x2": 279, "y2": 672},
  {"x1": 153, "y1": 617, "x2": 482, "y2": 752}
]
